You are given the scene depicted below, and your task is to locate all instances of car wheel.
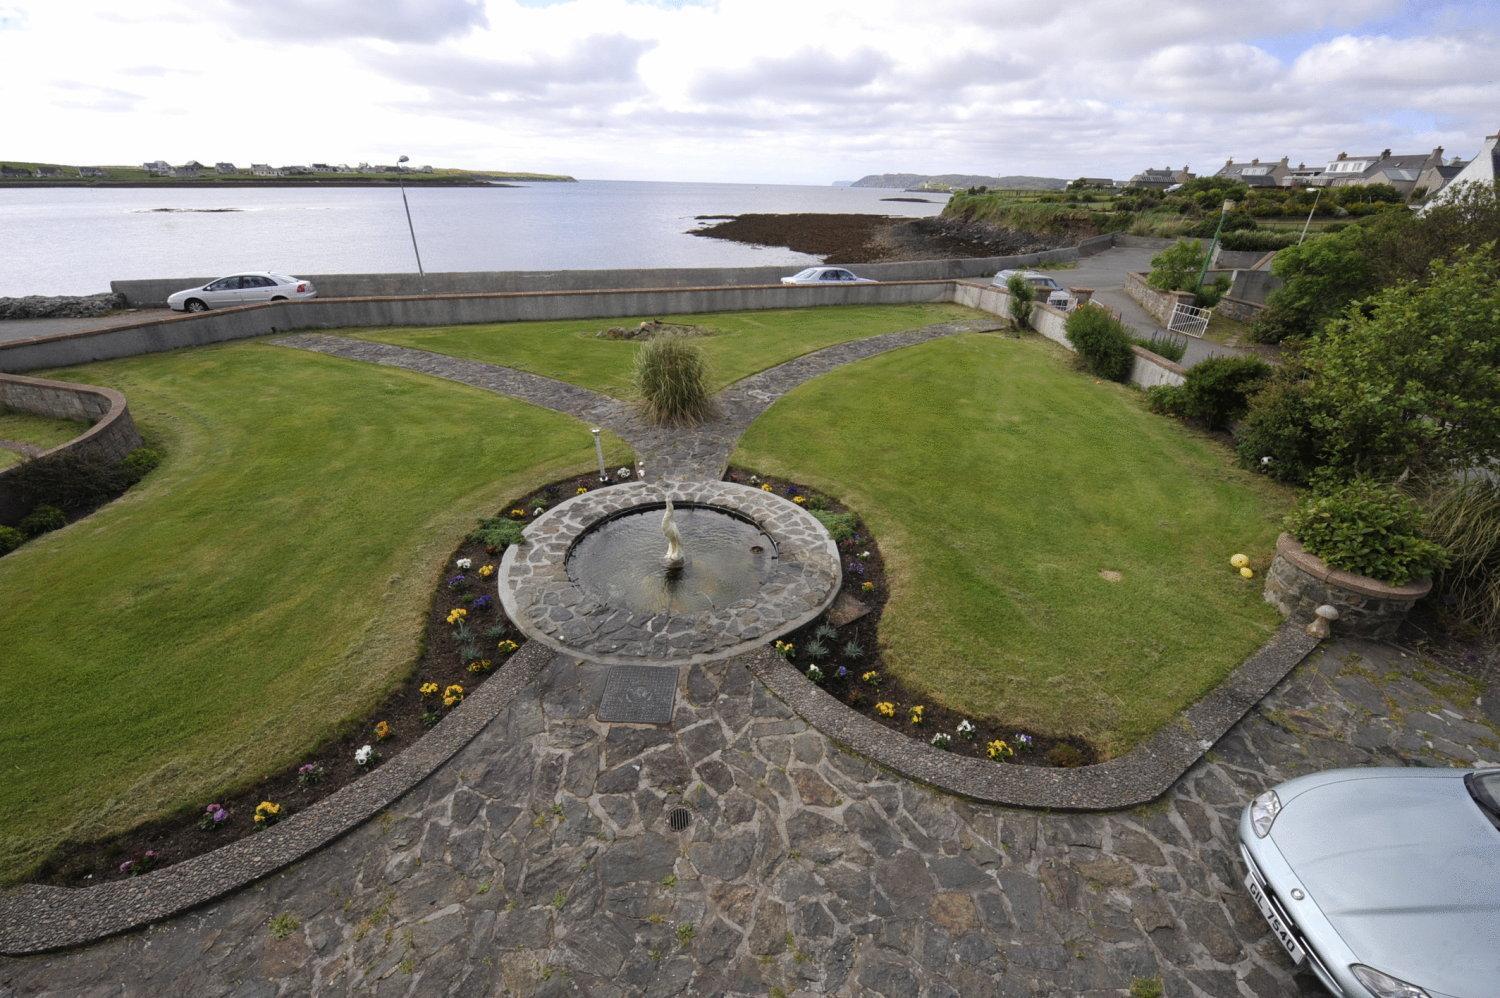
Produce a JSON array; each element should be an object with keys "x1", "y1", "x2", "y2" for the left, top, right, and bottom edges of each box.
[
  {"x1": 271, "y1": 296, "x2": 287, "y2": 302},
  {"x1": 185, "y1": 299, "x2": 208, "y2": 313}
]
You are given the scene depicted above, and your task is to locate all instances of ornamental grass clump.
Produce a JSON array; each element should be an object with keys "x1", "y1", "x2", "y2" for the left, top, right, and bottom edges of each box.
[
  {"x1": 1418, "y1": 475, "x2": 1500, "y2": 637},
  {"x1": 1285, "y1": 479, "x2": 1448, "y2": 586},
  {"x1": 634, "y1": 335, "x2": 715, "y2": 425}
]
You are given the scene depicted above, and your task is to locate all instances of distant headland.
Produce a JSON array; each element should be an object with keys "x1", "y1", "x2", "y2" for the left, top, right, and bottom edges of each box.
[{"x1": 0, "y1": 159, "x2": 576, "y2": 187}]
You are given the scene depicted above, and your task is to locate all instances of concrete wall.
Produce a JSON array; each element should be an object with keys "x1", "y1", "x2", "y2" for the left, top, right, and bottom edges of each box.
[
  {"x1": 952, "y1": 281, "x2": 1185, "y2": 388},
  {"x1": 0, "y1": 280, "x2": 955, "y2": 373},
  {"x1": 1228, "y1": 268, "x2": 1282, "y2": 305},
  {"x1": 0, "y1": 373, "x2": 142, "y2": 523},
  {"x1": 109, "y1": 236, "x2": 1125, "y2": 306}
]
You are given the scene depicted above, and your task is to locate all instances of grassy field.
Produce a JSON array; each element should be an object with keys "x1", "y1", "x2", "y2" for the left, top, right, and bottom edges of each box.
[
  {"x1": 348, "y1": 304, "x2": 984, "y2": 396},
  {"x1": 733, "y1": 333, "x2": 1292, "y2": 756},
  {"x1": 0, "y1": 408, "x2": 88, "y2": 468},
  {"x1": 0, "y1": 342, "x2": 628, "y2": 883}
]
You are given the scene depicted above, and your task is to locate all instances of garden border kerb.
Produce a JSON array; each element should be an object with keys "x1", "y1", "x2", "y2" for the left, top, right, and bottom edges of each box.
[
  {"x1": 499, "y1": 479, "x2": 842, "y2": 666},
  {"x1": 0, "y1": 372, "x2": 142, "y2": 522},
  {"x1": 0, "y1": 642, "x2": 551, "y2": 956},
  {"x1": 749, "y1": 620, "x2": 1321, "y2": 810}
]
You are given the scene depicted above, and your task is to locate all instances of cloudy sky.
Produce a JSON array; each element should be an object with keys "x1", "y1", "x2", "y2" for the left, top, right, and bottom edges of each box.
[{"x1": 2, "y1": 0, "x2": 1496, "y2": 184}]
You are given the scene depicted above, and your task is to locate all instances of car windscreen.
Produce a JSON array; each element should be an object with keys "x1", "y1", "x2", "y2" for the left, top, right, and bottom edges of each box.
[
  {"x1": 793, "y1": 269, "x2": 817, "y2": 280},
  {"x1": 1468, "y1": 770, "x2": 1500, "y2": 830}
]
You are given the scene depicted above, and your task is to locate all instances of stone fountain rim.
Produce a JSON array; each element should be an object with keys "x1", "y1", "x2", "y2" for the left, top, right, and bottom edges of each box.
[{"x1": 498, "y1": 478, "x2": 842, "y2": 666}]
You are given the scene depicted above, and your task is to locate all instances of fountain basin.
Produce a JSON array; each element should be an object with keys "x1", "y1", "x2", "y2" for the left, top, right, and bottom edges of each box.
[{"x1": 498, "y1": 480, "x2": 841, "y2": 665}]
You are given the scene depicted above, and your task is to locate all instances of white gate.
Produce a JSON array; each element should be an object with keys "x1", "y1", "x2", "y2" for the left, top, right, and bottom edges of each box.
[{"x1": 1168, "y1": 301, "x2": 1212, "y2": 338}]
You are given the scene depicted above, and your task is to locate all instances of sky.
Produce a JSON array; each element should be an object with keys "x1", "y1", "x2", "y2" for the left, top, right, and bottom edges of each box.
[{"x1": 1, "y1": 0, "x2": 1497, "y2": 185}]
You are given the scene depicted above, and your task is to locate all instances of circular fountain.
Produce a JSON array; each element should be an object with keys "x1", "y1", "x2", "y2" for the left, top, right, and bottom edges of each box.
[{"x1": 497, "y1": 480, "x2": 841, "y2": 665}]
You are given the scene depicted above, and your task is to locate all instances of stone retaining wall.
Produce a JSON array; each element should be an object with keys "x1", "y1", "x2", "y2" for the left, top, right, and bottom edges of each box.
[
  {"x1": 1264, "y1": 532, "x2": 1430, "y2": 639},
  {"x1": 0, "y1": 373, "x2": 142, "y2": 522},
  {"x1": 1215, "y1": 295, "x2": 1264, "y2": 324},
  {"x1": 1123, "y1": 271, "x2": 1195, "y2": 325}
]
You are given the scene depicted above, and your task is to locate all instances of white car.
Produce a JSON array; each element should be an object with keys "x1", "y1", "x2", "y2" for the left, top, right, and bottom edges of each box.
[
  {"x1": 992, "y1": 269, "x2": 1071, "y2": 308},
  {"x1": 780, "y1": 267, "x2": 877, "y2": 286},
  {"x1": 167, "y1": 272, "x2": 317, "y2": 312}
]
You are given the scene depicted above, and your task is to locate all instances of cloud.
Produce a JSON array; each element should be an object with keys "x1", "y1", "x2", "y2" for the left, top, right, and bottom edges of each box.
[
  {"x1": 691, "y1": 47, "x2": 892, "y2": 101},
  {"x1": 221, "y1": 0, "x2": 486, "y2": 43},
  {"x1": 376, "y1": 33, "x2": 655, "y2": 99}
]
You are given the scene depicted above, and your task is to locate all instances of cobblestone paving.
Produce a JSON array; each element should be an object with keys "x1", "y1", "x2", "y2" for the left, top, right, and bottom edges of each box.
[
  {"x1": 5, "y1": 638, "x2": 1494, "y2": 997},
  {"x1": 275, "y1": 318, "x2": 1002, "y2": 481}
]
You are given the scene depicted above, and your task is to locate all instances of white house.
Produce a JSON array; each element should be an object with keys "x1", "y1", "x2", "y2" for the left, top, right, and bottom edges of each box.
[{"x1": 1424, "y1": 127, "x2": 1499, "y2": 209}]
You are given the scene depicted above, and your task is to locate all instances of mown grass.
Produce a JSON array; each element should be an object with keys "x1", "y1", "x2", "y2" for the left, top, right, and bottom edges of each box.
[
  {"x1": 346, "y1": 304, "x2": 983, "y2": 396},
  {"x1": 733, "y1": 333, "x2": 1292, "y2": 756},
  {"x1": 0, "y1": 342, "x2": 628, "y2": 882},
  {"x1": 0, "y1": 407, "x2": 87, "y2": 448}
]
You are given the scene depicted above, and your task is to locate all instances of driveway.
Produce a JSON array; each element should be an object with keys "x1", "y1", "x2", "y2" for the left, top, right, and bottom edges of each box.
[
  {"x1": 0, "y1": 309, "x2": 170, "y2": 346},
  {"x1": 1032, "y1": 247, "x2": 1245, "y2": 367}
]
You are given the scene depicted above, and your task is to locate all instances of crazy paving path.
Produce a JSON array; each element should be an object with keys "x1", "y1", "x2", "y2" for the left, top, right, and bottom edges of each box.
[
  {"x1": 2, "y1": 640, "x2": 1495, "y2": 995},
  {"x1": 274, "y1": 318, "x2": 1003, "y2": 481}
]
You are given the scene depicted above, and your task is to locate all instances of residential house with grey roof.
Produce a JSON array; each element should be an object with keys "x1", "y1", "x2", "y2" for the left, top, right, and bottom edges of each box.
[
  {"x1": 78, "y1": 166, "x2": 105, "y2": 177},
  {"x1": 1317, "y1": 147, "x2": 1445, "y2": 197},
  {"x1": 1126, "y1": 165, "x2": 1194, "y2": 190},
  {"x1": 215, "y1": 162, "x2": 237, "y2": 173},
  {"x1": 1215, "y1": 157, "x2": 1289, "y2": 187},
  {"x1": 1424, "y1": 127, "x2": 1499, "y2": 210}
]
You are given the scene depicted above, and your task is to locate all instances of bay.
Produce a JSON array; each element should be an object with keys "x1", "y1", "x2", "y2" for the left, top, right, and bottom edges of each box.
[{"x1": 0, "y1": 179, "x2": 945, "y2": 296}]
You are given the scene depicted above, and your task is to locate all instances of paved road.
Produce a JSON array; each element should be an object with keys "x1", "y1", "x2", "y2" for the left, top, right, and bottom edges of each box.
[
  {"x1": 1031, "y1": 247, "x2": 1245, "y2": 367},
  {"x1": 0, "y1": 310, "x2": 170, "y2": 346}
]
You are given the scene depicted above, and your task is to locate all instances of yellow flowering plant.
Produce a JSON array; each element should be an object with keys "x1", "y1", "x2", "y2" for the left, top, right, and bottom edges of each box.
[
  {"x1": 875, "y1": 701, "x2": 896, "y2": 718},
  {"x1": 467, "y1": 658, "x2": 493, "y2": 674},
  {"x1": 442, "y1": 684, "x2": 464, "y2": 707},
  {"x1": 496, "y1": 639, "x2": 519, "y2": 655},
  {"x1": 760, "y1": 483, "x2": 773, "y2": 492},
  {"x1": 773, "y1": 640, "x2": 795, "y2": 659},
  {"x1": 861, "y1": 581, "x2": 875, "y2": 593},
  {"x1": 478, "y1": 564, "x2": 495, "y2": 578},
  {"x1": 793, "y1": 495, "x2": 806, "y2": 505},
  {"x1": 374, "y1": 720, "x2": 392, "y2": 740},
  {"x1": 420, "y1": 681, "x2": 439, "y2": 696},
  {"x1": 445, "y1": 607, "x2": 468, "y2": 626},
  {"x1": 908, "y1": 705, "x2": 924, "y2": 725},
  {"x1": 986, "y1": 739, "x2": 1015, "y2": 761},
  {"x1": 576, "y1": 486, "x2": 589, "y2": 495},
  {"x1": 253, "y1": 801, "x2": 282, "y2": 825},
  {"x1": 510, "y1": 508, "x2": 527, "y2": 519},
  {"x1": 860, "y1": 670, "x2": 880, "y2": 686}
]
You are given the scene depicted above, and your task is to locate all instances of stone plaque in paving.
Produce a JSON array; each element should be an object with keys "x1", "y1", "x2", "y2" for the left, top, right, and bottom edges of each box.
[{"x1": 598, "y1": 665, "x2": 678, "y2": 724}]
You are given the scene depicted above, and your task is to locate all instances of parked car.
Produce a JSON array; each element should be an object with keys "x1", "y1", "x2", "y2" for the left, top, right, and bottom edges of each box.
[
  {"x1": 1238, "y1": 766, "x2": 1500, "y2": 997},
  {"x1": 167, "y1": 273, "x2": 317, "y2": 312},
  {"x1": 780, "y1": 267, "x2": 876, "y2": 286},
  {"x1": 992, "y1": 269, "x2": 1071, "y2": 308}
]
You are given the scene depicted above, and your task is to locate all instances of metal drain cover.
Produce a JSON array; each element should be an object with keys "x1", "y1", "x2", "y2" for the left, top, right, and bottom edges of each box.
[
  {"x1": 668, "y1": 806, "x2": 692, "y2": 831},
  {"x1": 598, "y1": 665, "x2": 677, "y2": 724}
]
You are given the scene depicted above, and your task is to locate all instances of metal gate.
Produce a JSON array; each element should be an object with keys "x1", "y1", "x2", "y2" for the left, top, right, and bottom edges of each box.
[{"x1": 1168, "y1": 301, "x2": 1212, "y2": 338}]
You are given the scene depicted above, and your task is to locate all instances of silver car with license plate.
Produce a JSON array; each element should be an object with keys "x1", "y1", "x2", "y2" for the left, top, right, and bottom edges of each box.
[
  {"x1": 167, "y1": 272, "x2": 317, "y2": 312},
  {"x1": 1238, "y1": 767, "x2": 1500, "y2": 997}
]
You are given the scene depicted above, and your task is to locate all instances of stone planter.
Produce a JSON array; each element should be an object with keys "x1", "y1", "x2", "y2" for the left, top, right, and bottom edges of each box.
[{"x1": 1264, "y1": 533, "x2": 1430, "y2": 639}]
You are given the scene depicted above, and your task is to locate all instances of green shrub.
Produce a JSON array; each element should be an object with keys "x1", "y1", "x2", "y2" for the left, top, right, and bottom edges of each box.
[
  {"x1": 470, "y1": 515, "x2": 525, "y2": 550},
  {"x1": 1147, "y1": 238, "x2": 1207, "y2": 291},
  {"x1": 19, "y1": 504, "x2": 66, "y2": 538},
  {"x1": 1130, "y1": 333, "x2": 1185, "y2": 363},
  {"x1": 1420, "y1": 476, "x2": 1500, "y2": 638},
  {"x1": 1285, "y1": 480, "x2": 1447, "y2": 585},
  {"x1": 1172, "y1": 356, "x2": 1272, "y2": 430},
  {"x1": 1005, "y1": 273, "x2": 1034, "y2": 331},
  {"x1": 1193, "y1": 273, "x2": 1231, "y2": 308},
  {"x1": 1065, "y1": 305, "x2": 1134, "y2": 382},
  {"x1": 118, "y1": 447, "x2": 163, "y2": 481},
  {"x1": 812, "y1": 509, "x2": 858, "y2": 542},
  {"x1": 1144, "y1": 384, "x2": 1185, "y2": 417},
  {"x1": 1218, "y1": 229, "x2": 1299, "y2": 252},
  {"x1": 0, "y1": 525, "x2": 24, "y2": 555},
  {"x1": 634, "y1": 336, "x2": 714, "y2": 425},
  {"x1": 1234, "y1": 370, "x2": 1323, "y2": 484}
]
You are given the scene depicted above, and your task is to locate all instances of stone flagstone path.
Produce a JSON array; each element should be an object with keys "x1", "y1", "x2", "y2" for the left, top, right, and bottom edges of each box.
[{"x1": 1, "y1": 639, "x2": 1495, "y2": 995}]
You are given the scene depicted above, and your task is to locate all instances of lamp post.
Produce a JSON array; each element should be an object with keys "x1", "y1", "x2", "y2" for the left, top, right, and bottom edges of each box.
[
  {"x1": 1298, "y1": 188, "x2": 1322, "y2": 245},
  {"x1": 591, "y1": 427, "x2": 608, "y2": 482},
  {"x1": 395, "y1": 154, "x2": 425, "y2": 291},
  {"x1": 1195, "y1": 198, "x2": 1234, "y2": 292}
]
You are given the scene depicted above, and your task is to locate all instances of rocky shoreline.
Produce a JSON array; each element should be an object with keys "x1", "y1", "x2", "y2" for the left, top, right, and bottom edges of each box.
[{"x1": 689, "y1": 212, "x2": 1057, "y2": 264}]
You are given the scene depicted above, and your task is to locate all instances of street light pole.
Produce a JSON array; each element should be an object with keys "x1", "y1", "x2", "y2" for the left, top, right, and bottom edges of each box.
[
  {"x1": 395, "y1": 154, "x2": 425, "y2": 291},
  {"x1": 1298, "y1": 188, "x2": 1322, "y2": 245},
  {"x1": 1195, "y1": 198, "x2": 1234, "y2": 292}
]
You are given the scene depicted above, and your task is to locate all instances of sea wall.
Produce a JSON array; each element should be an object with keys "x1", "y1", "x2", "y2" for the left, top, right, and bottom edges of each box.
[
  {"x1": 0, "y1": 281, "x2": 955, "y2": 373},
  {"x1": 109, "y1": 235, "x2": 1123, "y2": 306}
]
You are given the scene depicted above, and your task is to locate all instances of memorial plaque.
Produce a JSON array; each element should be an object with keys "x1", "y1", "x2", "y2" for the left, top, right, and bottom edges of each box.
[{"x1": 598, "y1": 665, "x2": 678, "y2": 724}]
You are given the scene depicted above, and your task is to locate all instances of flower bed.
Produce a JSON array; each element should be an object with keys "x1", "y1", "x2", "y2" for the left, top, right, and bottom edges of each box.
[
  {"x1": 30, "y1": 468, "x2": 631, "y2": 886},
  {"x1": 725, "y1": 467, "x2": 1096, "y2": 768}
]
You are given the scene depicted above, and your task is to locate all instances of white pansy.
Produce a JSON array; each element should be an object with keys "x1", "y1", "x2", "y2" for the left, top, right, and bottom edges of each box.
[
  {"x1": 455, "y1": 557, "x2": 472, "y2": 570},
  {"x1": 355, "y1": 745, "x2": 373, "y2": 765}
]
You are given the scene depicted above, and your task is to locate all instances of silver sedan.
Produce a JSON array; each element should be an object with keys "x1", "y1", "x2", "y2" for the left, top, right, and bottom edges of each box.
[
  {"x1": 780, "y1": 266, "x2": 876, "y2": 286},
  {"x1": 1238, "y1": 767, "x2": 1500, "y2": 997},
  {"x1": 167, "y1": 272, "x2": 317, "y2": 312}
]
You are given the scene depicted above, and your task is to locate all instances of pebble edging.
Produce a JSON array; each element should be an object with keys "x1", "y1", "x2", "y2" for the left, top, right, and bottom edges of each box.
[
  {"x1": 750, "y1": 620, "x2": 1322, "y2": 810},
  {"x1": 0, "y1": 643, "x2": 551, "y2": 956}
]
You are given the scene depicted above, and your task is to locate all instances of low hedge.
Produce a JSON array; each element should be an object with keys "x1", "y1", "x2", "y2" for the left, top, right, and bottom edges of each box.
[
  {"x1": 1065, "y1": 305, "x2": 1134, "y2": 382},
  {"x1": 1285, "y1": 480, "x2": 1447, "y2": 585}
]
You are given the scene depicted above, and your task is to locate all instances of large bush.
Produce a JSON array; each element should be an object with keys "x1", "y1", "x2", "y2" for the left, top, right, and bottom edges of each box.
[
  {"x1": 1239, "y1": 247, "x2": 1500, "y2": 483},
  {"x1": 634, "y1": 335, "x2": 715, "y2": 425},
  {"x1": 1157, "y1": 356, "x2": 1272, "y2": 431},
  {"x1": 1064, "y1": 305, "x2": 1134, "y2": 382},
  {"x1": 1005, "y1": 273, "x2": 1034, "y2": 331},
  {"x1": 1147, "y1": 239, "x2": 1207, "y2": 291},
  {"x1": 1218, "y1": 229, "x2": 1299, "y2": 252},
  {"x1": 1420, "y1": 475, "x2": 1500, "y2": 638},
  {"x1": 1250, "y1": 226, "x2": 1380, "y2": 343},
  {"x1": 1285, "y1": 480, "x2": 1447, "y2": 586}
]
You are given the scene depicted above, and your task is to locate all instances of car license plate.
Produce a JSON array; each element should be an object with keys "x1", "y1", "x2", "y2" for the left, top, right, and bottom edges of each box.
[{"x1": 1244, "y1": 872, "x2": 1306, "y2": 965}]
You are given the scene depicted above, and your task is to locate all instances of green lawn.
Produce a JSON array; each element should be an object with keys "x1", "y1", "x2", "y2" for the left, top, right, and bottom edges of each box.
[
  {"x1": 347, "y1": 304, "x2": 984, "y2": 395},
  {"x1": 0, "y1": 342, "x2": 628, "y2": 883},
  {"x1": 733, "y1": 333, "x2": 1293, "y2": 756},
  {"x1": 0, "y1": 407, "x2": 88, "y2": 449}
]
